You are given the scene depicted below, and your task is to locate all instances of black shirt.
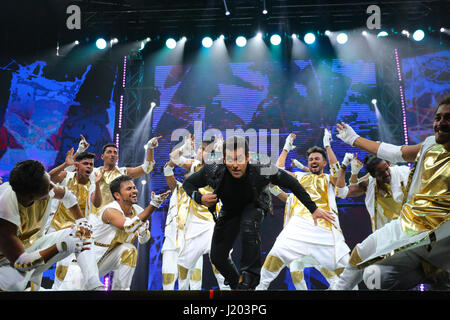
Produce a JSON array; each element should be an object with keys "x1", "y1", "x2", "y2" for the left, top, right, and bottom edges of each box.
[{"x1": 217, "y1": 168, "x2": 254, "y2": 213}]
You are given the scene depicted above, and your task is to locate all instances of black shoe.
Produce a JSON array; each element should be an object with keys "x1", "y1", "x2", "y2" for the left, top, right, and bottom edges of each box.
[{"x1": 236, "y1": 271, "x2": 260, "y2": 290}]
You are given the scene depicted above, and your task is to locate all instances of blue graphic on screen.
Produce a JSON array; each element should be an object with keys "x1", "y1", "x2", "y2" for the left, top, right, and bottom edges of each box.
[
  {"x1": 402, "y1": 50, "x2": 450, "y2": 144},
  {"x1": 0, "y1": 59, "x2": 119, "y2": 178},
  {"x1": 147, "y1": 58, "x2": 378, "y2": 290}
]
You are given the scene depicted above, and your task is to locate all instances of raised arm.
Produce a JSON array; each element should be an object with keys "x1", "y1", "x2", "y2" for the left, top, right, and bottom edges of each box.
[
  {"x1": 164, "y1": 160, "x2": 179, "y2": 192},
  {"x1": 170, "y1": 134, "x2": 197, "y2": 171},
  {"x1": 323, "y1": 128, "x2": 339, "y2": 185},
  {"x1": 127, "y1": 136, "x2": 161, "y2": 179},
  {"x1": 276, "y1": 133, "x2": 297, "y2": 177},
  {"x1": 336, "y1": 122, "x2": 421, "y2": 163},
  {"x1": 48, "y1": 148, "x2": 73, "y2": 183}
]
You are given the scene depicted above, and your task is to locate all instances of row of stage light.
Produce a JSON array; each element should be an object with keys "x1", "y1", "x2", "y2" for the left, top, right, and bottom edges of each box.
[{"x1": 84, "y1": 28, "x2": 445, "y2": 50}]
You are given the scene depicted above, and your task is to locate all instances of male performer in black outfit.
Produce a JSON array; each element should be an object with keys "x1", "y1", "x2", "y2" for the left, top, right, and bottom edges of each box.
[{"x1": 183, "y1": 136, "x2": 335, "y2": 289}]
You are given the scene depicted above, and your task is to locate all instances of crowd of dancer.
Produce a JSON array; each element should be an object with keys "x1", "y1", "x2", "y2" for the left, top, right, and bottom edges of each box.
[{"x1": 0, "y1": 97, "x2": 448, "y2": 291}]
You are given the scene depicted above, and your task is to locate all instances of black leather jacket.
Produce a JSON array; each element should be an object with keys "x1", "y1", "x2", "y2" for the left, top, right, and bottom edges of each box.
[{"x1": 182, "y1": 162, "x2": 318, "y2": 216}]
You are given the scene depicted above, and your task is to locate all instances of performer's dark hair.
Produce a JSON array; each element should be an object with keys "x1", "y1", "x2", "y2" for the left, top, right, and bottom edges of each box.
[
  {"x1": 9, "y1": 160, "x2": 46, "y2": 196},
  {"x1": 75, "y1": 151, "x2": 96, "y2": 162},
  {"x1": 438, "y1": 96, "x2": 450, "y2": 107},
  {"x1": 363, "y1": 155, "x2": 384, "y2": 177},
  {"x1": 306, "y1": 146, "x2": 327, "y2": 161},
  {"x1": 110, "y1": 175, "x2": 133, "y2": 200},
  {"x1": 223, "y1": 136, "x2": 249, "y2": 156},
  {"x1": 102, "y1": 143, "x2": 117, "y2": 154}
]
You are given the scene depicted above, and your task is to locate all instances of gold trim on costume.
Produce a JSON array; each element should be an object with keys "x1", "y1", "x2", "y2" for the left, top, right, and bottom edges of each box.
[
  {"x1": 190, "y1": 268, "x2": 202, "y2": 282},
  {"x1": 263, "y1": 255, "x2": 284, "y2": 272},
  {"x1": 55, "y1": 265, "x2": 69, "y2": 281},
  {"x1": 162, "y1": 273, "x2": 176, "y2": 285},
  {"x1": 290, "y1": 270, "x2": 304, "y2": 284},
  {"x1": 178, "y1": 265, "x2": 189, "y2": 280},
  {"x1": 120, "y1": 247, "x2": 138, "y2": 267}
]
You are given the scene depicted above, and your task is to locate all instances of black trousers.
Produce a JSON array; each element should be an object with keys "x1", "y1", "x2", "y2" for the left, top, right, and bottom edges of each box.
[{"x1": 210, "y1": 203, "x2": 263, "y2": 287}]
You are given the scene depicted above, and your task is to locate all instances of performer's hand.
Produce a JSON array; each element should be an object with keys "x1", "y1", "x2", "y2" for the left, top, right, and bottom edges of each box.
[
  {"x1": 350, "y1": 153, "x2": 363, "y2": 175},
  {"x1": 291, "y1": 159, "x2": 306, "y2": 170},
  {"x1": 336, "y1": 122, "x2": 360, "y2": 146},
  {"x1": 283, "y1": 133, "x2": 296, "y2": 152},
  {"x1": 311, "y1": 208, "x2": 335, "y2": 226},
  {"x1": 150, "y1": 190, "x2": 171, "y2": 208},
  {"x1": 201, "y1": 193, "x2": 218, "y2": 207},
  {"x1": 76, "y1": 134, "x2": 90, "y2": 154},
  {"x1": 138, "y1": 220, "x2": 149, "y2": 236},
  {"x1": 146, "y1": 136, "x2": 162, "y2": 150},
  {"x1": 323, "y1": 128, "x2": 332, "y2": 148},
  {"x1": 65, "y1": 148, "x2": 75, "y2": 167},
  {"x1": 342, "y1": 153, "x2": 354, "y2": 168}
]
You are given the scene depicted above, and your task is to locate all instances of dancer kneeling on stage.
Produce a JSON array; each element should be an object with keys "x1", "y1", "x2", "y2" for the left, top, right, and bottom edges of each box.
[{"x1": 92, "y1": 175, "x2": 170, "y2": 290}]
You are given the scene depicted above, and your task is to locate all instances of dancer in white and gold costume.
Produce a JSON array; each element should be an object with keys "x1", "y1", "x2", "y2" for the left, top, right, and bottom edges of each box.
[
  {"x1": 332, "y1": 98, "x2": 450, "y2": 289},
  {"x1": 170, "y1": 135, "x2": 229, "y2": 290},
  {"x1": 92, "y1": 175, "x2": 170, "y2": 290},
  {"x1": 0, "y1": 160, "x2": 91, "y2": 291},
  {"x1": 256, "y1": 130, "x2": 350, "y2": 290},
  {"x1": 90, "y1": 136, "x2": 160, "y2": 221},
  {"x1": 161, "y1": 160, "x2": 203, "y2": 290},
  {"x1": 336, "y1": 152, "x2": 410, "y2": 232},
  {"x1": 47, "y1": 151, "x2": 104, "y2": 290}
]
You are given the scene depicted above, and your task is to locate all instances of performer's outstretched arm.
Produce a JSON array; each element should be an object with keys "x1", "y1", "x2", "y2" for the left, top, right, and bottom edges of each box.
[
  {"x1": 336, "y1": 122, "x2": 421, "y2": 162},
  {"x1": 127, "y1": 136, "x2": 161, "y2": 178},
  {"x1": 269, "y1": 167, "x2": 335, "y2": 224}
]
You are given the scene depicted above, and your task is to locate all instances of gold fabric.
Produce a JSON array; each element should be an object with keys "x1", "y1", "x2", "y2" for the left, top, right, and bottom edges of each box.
[
  {"x1": 17, "y1": 199, "x2": 50, "y2": 249},
  {"x1": 178, "y1": 265, "x2": 189, "y2": 280},
  {"x1": 374, "y1": 183, "x2": 402, "y2": 230},
  {"x1": 51, "y1": 175, "x2": 90, "y2": 231},
  {"x1": 120, "y1": 247, "x2": 138, "y2": 267},
  {"x1": 55, "y1": 265, "x2": 69, "y2": 281},
  {"x1": 292, "y1": 173, "x2": 332, "y2": 230},
  {"x1": 91, "y1": 167, "x2": 126, "y2": 216},
  {"x1": 319, "y1": 268, "x2": 337, "y2": 279},
  {"x1": 176, "y1": 187, "x2": 190, "y2": 230},
  {"x1": 262, "y1": 255, "x2": 284, "y2": 272},
  {"x1": 400, "y1": 145, "x2": 450, "y2": 235},
  {"x1": 162, "y1": 273, "x2": 176, "y2": 285},
  {"x1": 190, "y1": 268, "x2": 202, "y2": 281},
  {"x1": 290, "y1": 270, "x2": 304, "y2": 284},
  {"x1": 190, "y1": 185, "x2": 219, "y2": 222}
]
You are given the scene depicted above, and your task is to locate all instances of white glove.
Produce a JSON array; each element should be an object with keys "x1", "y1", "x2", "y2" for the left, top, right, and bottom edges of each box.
[
  {"x1": 75, "y1": 217, "x2": 93, "y2": 240},
  {"x1": 145, "y1": 137, "x2": 159, "y2": 150},
  {"x1": 283, "y1": 134, "x2": 296, "y2": 152},
  {"x1": 336, "y1": 123, "x2": 360, "y2": 146},
  {"x1": 76, "y1": 135, "x2": 90, "y2": 154},
  {"x1": 56, "y1": 227, "x2": 88, "y2": 254},
  {"x1": 150, "y1": 191, "x2": 169, "y2": 208},
  {"x1": 323, "y1": 128, "x2": 332, "y2": 148},
  {"x1": 181, "y1": 135, "x2": 194, "y2": 157},
  {"x1": 138, "y1": 220, "x2": 149, "y2": 236},
  {"x1": 350, "y1": 158, "x2": 363, "y2": 175},
  {"x1": 342, "y1": 153, "x2": 354, "y2": 167},
  {"x1": 269, "y1": 185, "x2": 281, "y2": 196},
  {"x1": 291, "y1": 159, "x2": 306, "y2": 170}
]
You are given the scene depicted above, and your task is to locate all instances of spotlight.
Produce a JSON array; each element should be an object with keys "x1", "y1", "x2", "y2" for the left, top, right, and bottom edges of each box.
[
  {"x1": 141, "y1": 180, "x2": 147, "y2": 185},
  {"x1": 219, "y1": 34, "x2": 225, "y2": 40},
  {"x1": 336, "y1": 33, "x2": 348, "y2": 44},
  {"x1": 304, "y1": 33, "x2": 316, "y2": 45},
  {"x1": 262, "y1": 9, "x2": 268, "y2": 14},
  {"x1": 166, "y1": 38, "x2": 177, "y2": 49},
  {"x1": 325, "y1": 30, "x2": 331, "y2": 36},
  {"x1": 371, "y1": 99, "x2": 377, "y2": 105},
  {"x1": 270, "y1": 34, "x2": 281, "y2": 45},
  {"x1": 413, "y1": 29, "x2": 425, "y2": 41},
  {"x1": 256, "y1": 32, "x2": 263, "y2": 39},
  {"x1": 225, "y1": 10, "x2": 230, "y2": 16},
  {"x1": 291, "y1": 33, "x2": 297, "y2": 39},
  {"x1": 202, "y1": 36, "x2": 213, "y2": 48},
  {"x1": 96, "y1": 38, "x2": 107, "y2": 50},
  {"x1": 440, "y1": 27, "x2": 445, "y2": 32},
  {"x1": 236, "y1": 36, "x2": 247, "y2": 47},
  {"x1": 377, "y1": 31, "x2": 388, "y2": 38},
  {"x1": 74, "y1": 40, "x2": 79, "y2": 45},
  {"x1": 110, "y1": 38, "x2": 119, "y2": 45},
  {"x1": 362, "y1": 31, "x2": 368, "y2": 36},
  {"x1": 401, "y1": 30, "x2": 410, "y2": 37},
  {"x1": 181, "y1": 36, "x2": 187, "y2": 41}
]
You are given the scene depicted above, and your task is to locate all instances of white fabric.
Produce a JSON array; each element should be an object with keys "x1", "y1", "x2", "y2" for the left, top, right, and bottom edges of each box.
[
  {"x1": 364, "y1": 165, "x2": 411, "y2": 231},
  {"x1": 377, "y1": 142, "x2": 405, "y2": 164},
  {"x1": 162, "y1": 183, "x2": 184, "y2": 252},
  {"x1": 0, "y1": 228, "x2": 73, "y2": 291}
]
